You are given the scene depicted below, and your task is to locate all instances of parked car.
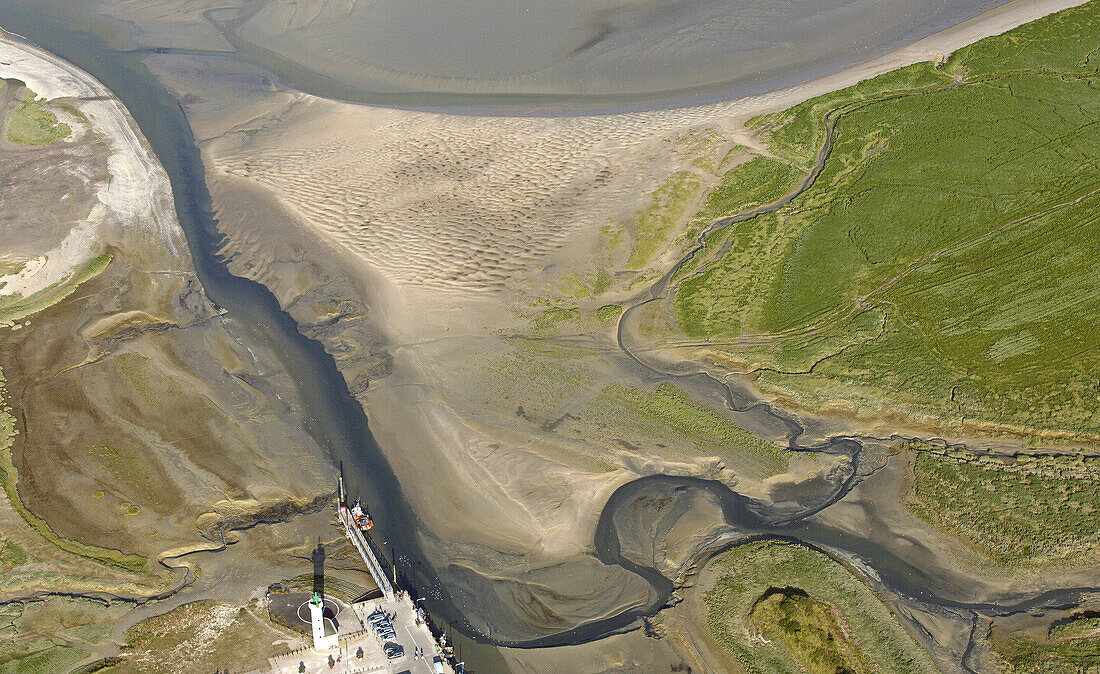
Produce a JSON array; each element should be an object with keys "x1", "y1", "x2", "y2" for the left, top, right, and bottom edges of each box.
[{"x1": 384, "y1": 643, "x2": 404, "y2": 660}]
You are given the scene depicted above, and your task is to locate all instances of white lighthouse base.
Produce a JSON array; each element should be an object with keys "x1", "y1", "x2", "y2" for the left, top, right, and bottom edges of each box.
[{"x1": 300, "y1": 598, "x2": 340, "y2": 651}]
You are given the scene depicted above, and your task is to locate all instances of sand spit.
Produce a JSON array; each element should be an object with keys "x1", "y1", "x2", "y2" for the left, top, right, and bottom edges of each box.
[{"x1": 0, "y1": 30, "x2": 184, "y2": 255}]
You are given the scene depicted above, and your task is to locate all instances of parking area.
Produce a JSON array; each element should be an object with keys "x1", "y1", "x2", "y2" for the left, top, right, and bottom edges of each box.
[
  {"x1": 267, "y1": 594, "x2": 452, "y2": 674},
  {"x1": 350, "y1": 598, "x2": 447, "y2": 674}
]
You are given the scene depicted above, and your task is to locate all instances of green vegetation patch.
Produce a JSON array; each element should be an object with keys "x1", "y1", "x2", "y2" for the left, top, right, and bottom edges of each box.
[
  {"x1": 993, "y1": 613, "x2": 1100, "y2": 673},
  {"x1": 687, "y1": 156, "x2": 802, "y2": 233},
  {"x1": 575, "y1": 383, "x2": 787, "y2": 478},
  {"x1": 595, "y1": 304, "x2": 623, "y2": 324},
  {"x1": 906, "y1": 445, "x2": 1100, "y2": 565},
  {"x1": 4, "y1": 91, "x2": 71, "y2": 145},
  {"x1": 528, "y1": 306, "x2": 581, "y2": 336},
  {"x1": 750, "y1": 61, "x2": 952, "y2": 166},
  {"x1": 1051, "y1": 614, "x2": 1100, "y2": 642},
  {"x1": 626, "y1": 171, "x2": 705, "y2": 269},
  {"x1": 702, "y1": 540, "x2": 936, "y2": 673},
  {"x1": 0, "y1": 643, "x2": 89, "y2": 674},
  {"x1": 558, "y1": 267, "x2": 612, "y2": 299},
  {"x1": 671, "y1": 126, "x2": 730, "y2": 172},
  {"x1": 1, "y1": 540, "x2": 28, "y2": 570},
  {"x1": 85, "y1": 442, "x2": 164, "y2": 515},
  {"x1": 114, "y1": 353, "x2": 163, "y2": 406},
  {"x1": 671, "y1": 3, "x2": 1100, "y2": 436},
  {"x1": 749, "y1": 588, "x2": 870, "y2": 674},
  {"x1": 0, "y1": 597, "x2": 131, "y2": 674}
]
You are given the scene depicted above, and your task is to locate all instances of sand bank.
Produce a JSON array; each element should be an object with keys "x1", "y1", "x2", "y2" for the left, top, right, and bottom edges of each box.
[{"x1": 0, "y1": 29, "x2": 185, "y2": 303}]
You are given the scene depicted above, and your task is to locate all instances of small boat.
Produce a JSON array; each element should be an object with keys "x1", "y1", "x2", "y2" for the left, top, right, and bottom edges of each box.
[{"x1": 350, "y1": 498, "x2": 373, "y2": 532}]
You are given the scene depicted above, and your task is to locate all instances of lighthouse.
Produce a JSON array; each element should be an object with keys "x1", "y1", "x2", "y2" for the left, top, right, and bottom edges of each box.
[{"x1": 309, "y1": 591, "x2": 339, "y2": 651}]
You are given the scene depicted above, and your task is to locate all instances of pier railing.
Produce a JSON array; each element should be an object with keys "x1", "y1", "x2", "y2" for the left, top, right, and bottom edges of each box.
[{"x1": 339, "y1": 506, "x2": 395, "y2": 601}]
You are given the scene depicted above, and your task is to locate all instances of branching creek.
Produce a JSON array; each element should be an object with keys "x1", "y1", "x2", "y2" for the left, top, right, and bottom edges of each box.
[{"x1": 0, "y1": 4, "x2": 1097, "y2": 670}]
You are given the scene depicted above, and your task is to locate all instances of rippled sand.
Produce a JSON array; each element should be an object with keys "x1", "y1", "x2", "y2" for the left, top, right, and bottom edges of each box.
[{"x1": 210, "y1": 99, "x2": 745, "y2": 291}]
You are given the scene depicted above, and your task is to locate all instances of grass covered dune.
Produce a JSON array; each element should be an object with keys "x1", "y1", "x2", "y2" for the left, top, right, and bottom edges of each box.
[
  {"x1": 672, "y1": 2, "x2": 1100, "y2": 438},
  {"x1": 697, "y1": 540, "x2": 937, "y2": 674}
]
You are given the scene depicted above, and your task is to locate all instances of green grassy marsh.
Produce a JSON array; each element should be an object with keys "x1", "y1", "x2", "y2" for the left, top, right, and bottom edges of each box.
[
  {"x1": 670, "y1": 3, "x2": 1100, "y2": 437},
  {"x1": 5, "y1": 90, "x2": 71, "y2": 145},
  {"x1": 993, "y1": 612, "x2": 1100, "y2": 673},
  {"x1": 749, "y1": 588, "x2": 870, "y2": 674},
  {"x1": 701, "y1": 540, "x2": 936, "y2": 673},
  {"x1": 0, "y1": 597, "x2": 130, "y2": 674},
  {"x1": 906, "y1": 444, "x2": 1100, "y2": 566},
  {"x1": 625, "y1": 171, "x2": 705, "y2": 270}
]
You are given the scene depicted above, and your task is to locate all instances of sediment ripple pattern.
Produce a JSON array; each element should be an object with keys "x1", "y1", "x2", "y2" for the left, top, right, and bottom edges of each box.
[{"x1": 214, "y1": 98, "x2": 739, "y2": 290}]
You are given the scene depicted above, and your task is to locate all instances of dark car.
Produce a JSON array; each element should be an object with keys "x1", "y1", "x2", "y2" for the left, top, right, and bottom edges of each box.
[{"x1": 384, "y1": 643, "x2": 404, "y2": 660}]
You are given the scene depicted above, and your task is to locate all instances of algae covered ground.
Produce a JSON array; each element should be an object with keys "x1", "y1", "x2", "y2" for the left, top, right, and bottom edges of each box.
[
  {"x1": 698, "y1": 540, "x2": 936, "y2": 674},
  {"x1": 670, "y1": 3, "x2": 1100, "y2": 438}
]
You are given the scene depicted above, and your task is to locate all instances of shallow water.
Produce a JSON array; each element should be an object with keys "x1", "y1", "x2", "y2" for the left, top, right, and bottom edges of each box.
[{"x1": 208, "y1": 0, "x2": 1012, "y2": 111}]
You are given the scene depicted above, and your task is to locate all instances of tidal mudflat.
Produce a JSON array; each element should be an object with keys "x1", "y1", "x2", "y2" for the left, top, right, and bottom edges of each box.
[{"x1": 0, "y1": 0, "x2": 1097, "y2": 671}]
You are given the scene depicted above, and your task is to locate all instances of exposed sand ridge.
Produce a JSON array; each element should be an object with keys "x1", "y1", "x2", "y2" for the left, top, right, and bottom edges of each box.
[{"x1": 0, "y1": 29, "x2": 184, "y2": 300}]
